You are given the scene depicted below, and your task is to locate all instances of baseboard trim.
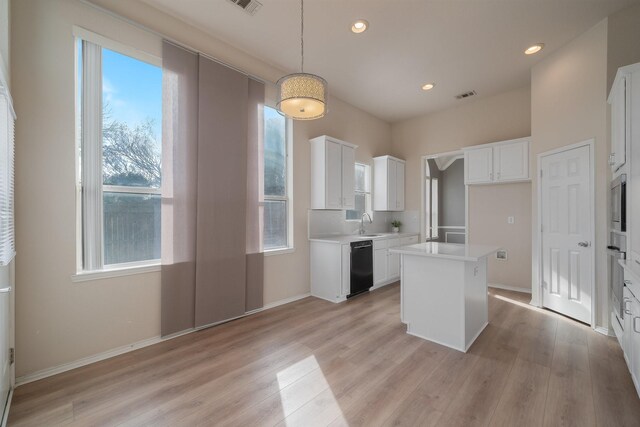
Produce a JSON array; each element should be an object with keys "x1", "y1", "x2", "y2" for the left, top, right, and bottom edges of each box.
[
  {"x1": 488, "y1": 283, "x2": 532, "y2": 294},
  {"x1": 16, "y1": 291, "x2": 312, "y2": 387},
  {"x1": 594, "y1": 326, "x2": 613, "y2": 337}
]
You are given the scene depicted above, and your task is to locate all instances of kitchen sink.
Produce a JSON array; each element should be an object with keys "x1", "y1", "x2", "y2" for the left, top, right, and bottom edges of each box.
[{"x1": 358, "y1": 234, "x2": 382, "y2": 237}]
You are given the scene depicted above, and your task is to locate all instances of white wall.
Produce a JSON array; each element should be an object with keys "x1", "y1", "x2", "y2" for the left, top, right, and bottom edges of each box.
[
  {"x1": 12, "y1": 0, "x2": 392, "y2": 378},
  {"x1": 391, "y1": 87, "x2": 532, "y2": 291},
  {"x1": 530, "y1": 19, "x2": 609, "y2": 329}
]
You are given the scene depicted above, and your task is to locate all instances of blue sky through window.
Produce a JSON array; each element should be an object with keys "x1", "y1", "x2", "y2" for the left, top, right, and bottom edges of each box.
[{"x1": 102, "y1": 48, "x2": 162, "y2": 145}]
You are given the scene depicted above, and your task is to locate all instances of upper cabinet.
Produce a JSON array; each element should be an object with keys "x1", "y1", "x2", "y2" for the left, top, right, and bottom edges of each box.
[
  {"x1": 310, "y1": 135, "x2": 357, "y2": 210},
  {"x1": 373, "y1": 155, "x2": 405, "y2": 211},
  {"x1": 464, "y1": 137, "x2": 530, "y2": 185},
  {"x1": 609, "y1": 73, "x2": 628, "y2": 173}
]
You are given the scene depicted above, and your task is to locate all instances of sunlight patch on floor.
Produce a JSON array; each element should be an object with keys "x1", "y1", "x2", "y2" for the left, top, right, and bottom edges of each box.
[
  {"x1": 276, "y1": 355, "x2": 346, "y2": 426},
  {"x1": 492, "y1": 292, "x2": 583, "y2": 326}
]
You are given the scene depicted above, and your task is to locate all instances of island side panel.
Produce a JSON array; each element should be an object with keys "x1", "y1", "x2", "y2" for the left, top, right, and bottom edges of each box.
[
  {"x1": 463, "y1": 257, "x2": 489, "y2": 351},
  {"x1": 402, "y1": 255, "x2": 466, "y2": 351}
]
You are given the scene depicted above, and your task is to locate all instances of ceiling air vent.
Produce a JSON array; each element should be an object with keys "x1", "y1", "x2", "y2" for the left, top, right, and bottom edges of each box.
[
  {"x1": 455, "y1": 90, "x2": 477, "y2": 100},
  {"x1": 227, "y1": 0, "x2": 263, "y2": 15}
]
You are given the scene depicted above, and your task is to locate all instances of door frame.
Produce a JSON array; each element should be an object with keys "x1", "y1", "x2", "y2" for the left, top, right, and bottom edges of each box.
[
  {"x1": 536, "y1": 139, "x2": 596, "y2": 327},
  {"x1": 421, "y1": 151, "x2": 468, "y2": 243}
]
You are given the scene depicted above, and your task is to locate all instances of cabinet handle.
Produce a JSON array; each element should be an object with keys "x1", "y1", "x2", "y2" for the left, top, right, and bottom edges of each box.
[
  {"x1": 497, "y1": 172, "x2": 501, "y2": 180},
  {"x1": 624, "y1": 299, "x2": 633, "y2": 315},
  {"x1": 634, "y1": 317, "x2": 640, "y2": 334}
]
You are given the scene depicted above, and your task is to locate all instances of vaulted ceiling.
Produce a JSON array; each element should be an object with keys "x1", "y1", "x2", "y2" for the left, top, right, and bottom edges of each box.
[{"x1": 139, "y1": 0, "x2": 638, "y2": 123}]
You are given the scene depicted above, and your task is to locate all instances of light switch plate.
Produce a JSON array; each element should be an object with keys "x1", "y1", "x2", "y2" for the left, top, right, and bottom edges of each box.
[{"x1": 507, "y1": 216, "x2": 515, "y2": 224}]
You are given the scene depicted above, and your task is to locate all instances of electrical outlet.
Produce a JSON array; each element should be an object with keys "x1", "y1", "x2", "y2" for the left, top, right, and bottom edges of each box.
[{"x1": 507, "y1": 216, "x2": 515, "y2": 224}]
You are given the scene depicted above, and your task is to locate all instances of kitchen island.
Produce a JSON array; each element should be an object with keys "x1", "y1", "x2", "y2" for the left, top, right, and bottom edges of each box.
[{"x1": 389, "y1": 242, "x2": 500, "y2": 352}]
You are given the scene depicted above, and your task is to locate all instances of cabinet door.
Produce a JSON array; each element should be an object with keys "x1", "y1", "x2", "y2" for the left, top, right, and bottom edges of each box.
[
  {"x1": 374, "y1": 248, "x2": 388, "y2": 285},
  {"x1": 341, "y1": 244, "x2": 351, "y2": 296},
  {"x1": 465, "y1": 147, "x2": 494, "y2": 184},
  {"x1": 611, "y1": 76, "x2": 627, "y2": 172},
  {"x1": 624, "y1": 286, "x2": 634, "y2": 358},
  {"x1": 396, "y1": 161, "x2": 405, "y2": 211},
  {"x1": 388, "y1": 239, "x2": 401, "y2": 279},
  {"x1": 341, "y1": 144, "x2": 356, "y2": 209},
  {"x1": 494, "y1": 140, "x2": 529, "y2": 182},
  {"x1": 631, "y1": 296, "x2": 640, "y2": 386},
  {"x1": 325, "y1": 140, "x2": 343, "y2": 209},
  {"x1": 388, "y1": 159, "x2": 397, "y2": 211}
]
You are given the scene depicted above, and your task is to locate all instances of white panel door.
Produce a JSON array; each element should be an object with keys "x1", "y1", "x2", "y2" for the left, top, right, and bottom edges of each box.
[
  {"x1": 541, "y1": 144, "x2": 592, "y2": 324},
  {"x1": 396, "y1": 161, "x2": 405, "y2": 211},
  {"x1": 325, "y1": 140, "x2": 343, "y2": 209},
  {"x1": 341, "y1": 145, "x2": 355, "y2": 209},
  {"x1": 494, "y1": 141, "x2": 529, "y2": 182},
  {"x1": 465, "y1": 147, "x2": 493, "y2": 184},
  {"x1": 374, "y1": 248, "x2": 388, "y2": 284}
]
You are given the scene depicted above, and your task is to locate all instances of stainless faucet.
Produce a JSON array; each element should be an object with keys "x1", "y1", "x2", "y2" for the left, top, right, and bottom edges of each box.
[{"x1": 359, "y1": 213, "x2": 373, "y2": 235}]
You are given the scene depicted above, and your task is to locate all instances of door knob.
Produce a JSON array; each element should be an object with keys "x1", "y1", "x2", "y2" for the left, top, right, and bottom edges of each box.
[{"x1": 578, "y1": 241, "x2": 590, "y2": 247}]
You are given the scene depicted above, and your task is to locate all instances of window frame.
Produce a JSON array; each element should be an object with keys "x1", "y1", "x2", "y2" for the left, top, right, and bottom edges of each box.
[
  {"x1": 346, "y1": 162, "x2": 372, "y2": 222},
  {"x1": 263, "y1": 105, "x2": 294, "y2": 256},
  {"x1": 74, "y1": 28, "x2": 163, "y2": 277}
]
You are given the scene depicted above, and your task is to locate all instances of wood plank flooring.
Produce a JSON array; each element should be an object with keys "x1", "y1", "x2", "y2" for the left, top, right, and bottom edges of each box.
[{"x1": 8, "y1": 284, "x2": 640, "y2": 426}]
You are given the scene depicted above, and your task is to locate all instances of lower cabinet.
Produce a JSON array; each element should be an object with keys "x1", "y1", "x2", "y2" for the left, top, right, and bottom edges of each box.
[
  {"x1": 621, "y1": 273, "x2": 640, "y2": 397},
  {"x1": 374, "y1": 235, "x2": 418, "y2": 287},
  {"x1": 310, "y1": 241, "x2": 351, "y2": 303}
]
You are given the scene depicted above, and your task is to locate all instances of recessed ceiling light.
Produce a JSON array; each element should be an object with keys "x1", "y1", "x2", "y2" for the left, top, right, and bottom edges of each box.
[
  {"x1": 351, "y1": 19, "x2": 369, "y2": 34},
  {"x1": 421, "y1": 83, "x2": 435, "y2": 91},
  {"x1": 524, "y1": 44, "x2": 544, "y2": 55}
]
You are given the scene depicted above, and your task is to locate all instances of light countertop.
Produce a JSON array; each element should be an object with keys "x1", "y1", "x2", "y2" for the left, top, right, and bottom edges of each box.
[
  {"x1": 309, "y1": 232, "x2": 419, "y2": 244},
  {"x1": 389, "y1": 242, "x2": 500, "y2": 262}
]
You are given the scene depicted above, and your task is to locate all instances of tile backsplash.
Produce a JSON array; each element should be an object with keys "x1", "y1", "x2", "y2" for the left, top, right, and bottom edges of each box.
[{"x1": 308, "y1": 210, "x2": 420, "y2": 237}]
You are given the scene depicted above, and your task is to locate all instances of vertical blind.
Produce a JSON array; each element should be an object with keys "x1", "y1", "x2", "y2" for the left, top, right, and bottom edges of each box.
[
  {"x1": 161, "y1": 41, "x2": 265, "y2": 336},
  {"x1": 0, "y1": 80, "x2": 16, "y2": 266}
]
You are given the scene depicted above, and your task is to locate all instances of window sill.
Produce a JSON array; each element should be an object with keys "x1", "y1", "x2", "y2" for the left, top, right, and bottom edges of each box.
[
  {"x1": 72, "y1": 262, "x2": 161, "y2": 282},
  {"x1": 264, "y1": 247, "x2": 295, "y2": 257}
]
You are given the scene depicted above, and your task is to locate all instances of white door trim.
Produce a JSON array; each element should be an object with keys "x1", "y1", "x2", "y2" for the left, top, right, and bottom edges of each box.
[
  {"x1": 421, "y1": 153, "x2": 468, "y2": 244},
  {"x1": 536, "y1": 139, "x2": 596, "y2": 328}
]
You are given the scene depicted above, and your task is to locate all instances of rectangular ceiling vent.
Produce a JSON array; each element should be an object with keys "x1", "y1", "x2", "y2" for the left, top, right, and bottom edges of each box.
[
  {"x1": 455, "y1": 90, "x2": 477, "y2": 100},
  {"x1": 227, "y1": 0, "x2": 263, "y2": 15}
]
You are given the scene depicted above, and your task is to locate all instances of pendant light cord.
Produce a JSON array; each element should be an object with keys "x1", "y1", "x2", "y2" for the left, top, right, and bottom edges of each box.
[{"x1": 300, "y1": 0, "x2": 304, "y2": 73}]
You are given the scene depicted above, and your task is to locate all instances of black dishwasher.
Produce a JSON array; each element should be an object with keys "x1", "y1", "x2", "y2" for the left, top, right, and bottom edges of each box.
[{"x1": 349, "y1": 240, "x2": 373, "y2": 298}]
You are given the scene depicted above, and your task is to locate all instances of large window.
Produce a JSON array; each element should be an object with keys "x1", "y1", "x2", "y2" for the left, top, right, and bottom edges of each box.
[
  {"x1": 346, "y1": 163, "x2": 371, "y2": 220},
  {"x1": 77, "y1": 35, "x2": 162, "y2": 271},
  {"x1": 263, "y1": 106, "x2": 292, "y2": 251}
]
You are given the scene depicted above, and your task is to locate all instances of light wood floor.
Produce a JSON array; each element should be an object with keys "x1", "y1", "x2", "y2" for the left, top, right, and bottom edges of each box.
[{"x1": 8, "y1": 284, "x2": 640, "y2": 426}]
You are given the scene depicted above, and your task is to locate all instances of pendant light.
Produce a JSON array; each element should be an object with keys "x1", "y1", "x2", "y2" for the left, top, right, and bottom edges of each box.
[{"x1": 276, "y1": 0, "x2": 328, "y2": 120}]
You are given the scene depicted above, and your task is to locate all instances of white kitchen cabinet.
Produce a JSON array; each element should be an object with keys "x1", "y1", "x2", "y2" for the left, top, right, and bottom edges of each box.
[
  {"x1": 373, "y1": 155, "x2": 406, "y2": 211},
  {"x1": 465, "y1": 147, "x2": 493, "y2": 184},
  {"x1": 374, "y1": 246, "x2": 388, "y2": 285},
  {"x1": 609, "y1": 74, "x2": 628, "y2": 172},
  {"x1": 464, "y1": 138, "x2": 530, "y2": 184},
  {"x1": 310, "y1": 135, "x2": 358, "y2": 210},
  {"x1": 373, "y1": 234, "x2": 418, "y2": 287},
  {"x1": 621, "y1": 269, "x2": 640, "y2": 397},
  {"x1": 310, "y1": 241, "x2": 351, "y2": 303},
  {"x1": 388, "y1": 238, "x2": 401, "y2": 279}
]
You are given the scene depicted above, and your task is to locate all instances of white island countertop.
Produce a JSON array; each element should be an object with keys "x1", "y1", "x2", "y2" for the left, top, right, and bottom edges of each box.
[{"x1": 389, "y1": 242, "x2": 500, "y2": 262}]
